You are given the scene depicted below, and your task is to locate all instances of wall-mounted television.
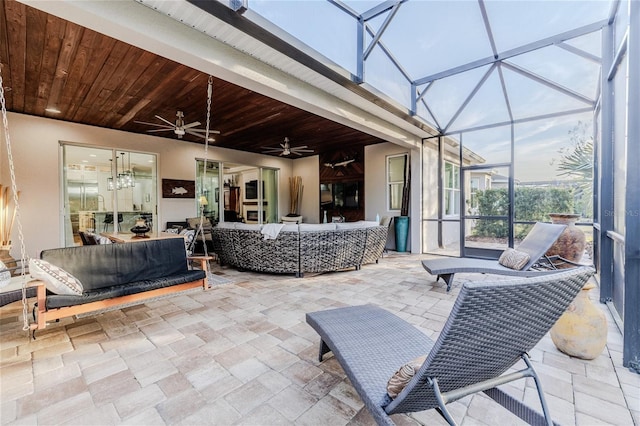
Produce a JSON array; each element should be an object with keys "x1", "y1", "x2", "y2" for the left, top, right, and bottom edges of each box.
[
  {"x1": 245, "y1": 180, "x2": 264, "y2": 200},
  {"x1": 323, "y1": 181, "x2": 360, "y2": 209}
]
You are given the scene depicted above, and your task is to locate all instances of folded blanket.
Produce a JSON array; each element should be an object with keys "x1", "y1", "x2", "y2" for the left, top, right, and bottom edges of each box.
[{"x1": 261, "y1": 223, "x2": 285, "y2": 240}]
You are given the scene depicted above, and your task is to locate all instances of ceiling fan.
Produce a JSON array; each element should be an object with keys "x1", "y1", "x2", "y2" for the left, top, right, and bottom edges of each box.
[
  {"x1": 262, "y1": 137, "x2": 314, "y2": 156},
  {"x1": 134, "y1": 111, "x2": 220, "y2": 141}
]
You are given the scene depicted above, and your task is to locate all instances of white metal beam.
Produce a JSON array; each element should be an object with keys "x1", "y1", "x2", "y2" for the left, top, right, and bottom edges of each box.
[{"x1": 415, "y1": 20, "x2": 608, "y2": 86}]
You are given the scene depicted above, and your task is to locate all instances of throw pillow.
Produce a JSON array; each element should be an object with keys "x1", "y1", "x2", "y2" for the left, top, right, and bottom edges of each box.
[
  {"x1": 180, "y1": 229, "x2": 196, "y2": 243},
  {"x1": 187, "y1": 217, "x2": 212, "y2": 229},
  {"x1": 29, "y1": 258, "x2": 83, "y2": 295},
  {"x1": 164, "y1": 227, "x2": 180, "y2": 234},
  {"x1": 0, "y1": 260, "x2": 11, "y2": 289},
  {"x1": 498, "y1": 248, "x2": 531, "y2": 270},
  {"x1": 387, "y1": 355, "x2": 427, "y2": 398}
]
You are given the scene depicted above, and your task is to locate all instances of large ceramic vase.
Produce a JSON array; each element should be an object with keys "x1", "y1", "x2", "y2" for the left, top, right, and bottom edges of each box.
[
  {"x1": 550, "y1": 281, "x2": 607, "y2": 359},
  {"x1": 546, "y1": 213, "x2": 586, "y2": 266},
  {"x1": 394, "y1": 216, "x2": 409, "y2": 253}
]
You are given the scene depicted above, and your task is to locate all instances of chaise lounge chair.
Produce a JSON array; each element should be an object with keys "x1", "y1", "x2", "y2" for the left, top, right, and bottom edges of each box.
[
  {"x1": 422, "y1": 222, "x2": 571, "y2": 291},
  {"x1": 306, "y1": 266, "x2": 595, "y2": 426}
]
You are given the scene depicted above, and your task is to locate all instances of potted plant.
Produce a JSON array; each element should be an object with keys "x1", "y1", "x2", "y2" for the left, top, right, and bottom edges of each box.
[{"x1": 394, "y1": 156, "x2": 410, "y2": 252}]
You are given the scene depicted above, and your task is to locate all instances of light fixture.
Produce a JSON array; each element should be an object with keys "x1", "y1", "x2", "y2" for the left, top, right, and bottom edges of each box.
[
  {"x1": 45, "y1": 107, "x2": 61, "y2": 114},
  {"x1": 198, "y1": 195, "x2": 208, "y2": 206},
  {"x1": 117, "y1": 152, "x2": 135, "y2": 189},
  {"x1": 107, "y1": 153, "x2": 135, "y2": 191}
]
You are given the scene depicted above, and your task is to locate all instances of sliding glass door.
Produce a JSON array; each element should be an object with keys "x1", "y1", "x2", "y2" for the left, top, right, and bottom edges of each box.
[
  {"x1": 61, "y1": 144, "x2": 157, "y2": 246},
  {"x1": 196, "y1": 160, "x2": 279, "y2": 224}
]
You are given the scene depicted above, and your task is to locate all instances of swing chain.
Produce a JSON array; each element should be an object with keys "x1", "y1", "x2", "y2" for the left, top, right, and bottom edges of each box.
[
  {"x1": 191, "y1": 76, "x2": 214, "y2": 272},
  {"x1": 0, "y1": 67, "x2": 30, "y2": 331}
]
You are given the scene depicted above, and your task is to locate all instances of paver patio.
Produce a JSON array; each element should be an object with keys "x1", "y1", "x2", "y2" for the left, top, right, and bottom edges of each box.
[{"x1": 1, "y1": 253, "x2": 637, "y2": 425}]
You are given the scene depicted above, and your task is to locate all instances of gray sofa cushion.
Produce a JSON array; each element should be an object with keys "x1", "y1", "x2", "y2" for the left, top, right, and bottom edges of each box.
[{"x1": 45, "y1": 270, "x2": 205, "y2": 309}]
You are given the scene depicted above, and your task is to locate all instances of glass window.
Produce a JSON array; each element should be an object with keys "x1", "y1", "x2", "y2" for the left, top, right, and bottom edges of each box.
[
  {"x1": 444, "y1": 162, "x2": 460, "y2": 216},
  {"x1": 387, "y1": 154, "x2": 407, "y2": 211},
  {"x1": 196, "y1": 159, "x2": 221, "y2": 224},
  {"x1": 62, "y1": 145, "x2": 157, "y2": 247},
  {"x1": 469, "y1": 177, "x2": 480, "y2": 212}
]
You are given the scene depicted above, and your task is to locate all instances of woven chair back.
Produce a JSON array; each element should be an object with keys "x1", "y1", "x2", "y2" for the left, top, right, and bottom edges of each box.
[
  {"x1": 386, "y1": 266, "x2": 594, "y2": 414},
  {"x1": 515, "y1": 222, "x2": 566, "y2": 270}
]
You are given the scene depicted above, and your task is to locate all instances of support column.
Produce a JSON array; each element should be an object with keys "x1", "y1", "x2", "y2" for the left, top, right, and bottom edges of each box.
[
  {"x1": 623, "y1": 0, "x2": 640, "y2": 372},
  {"x1": 598, "y1": 19, "x2": 614, "y2": 303}
]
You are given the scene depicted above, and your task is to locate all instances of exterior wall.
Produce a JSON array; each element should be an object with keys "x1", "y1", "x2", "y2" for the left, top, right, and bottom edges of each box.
[
  {"x1": 292, "y1": 155, "x2": 320, "y2": 223},
  {"x1": 3, "y1": 112, "x2": 294, "y2": 258},
  {"x1": 365, "y1": 142, "x2": 420, "y2": 252}
]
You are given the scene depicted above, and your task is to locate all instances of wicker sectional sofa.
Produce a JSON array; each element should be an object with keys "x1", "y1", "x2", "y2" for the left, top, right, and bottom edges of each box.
[{"x1": 212, "y1": 221, "x2": 388, "y2": 277}]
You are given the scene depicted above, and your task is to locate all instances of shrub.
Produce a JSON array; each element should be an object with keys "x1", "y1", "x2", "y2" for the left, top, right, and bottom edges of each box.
[{"x1": 473, "y1": 187, "x2": 574, "y2": 238}]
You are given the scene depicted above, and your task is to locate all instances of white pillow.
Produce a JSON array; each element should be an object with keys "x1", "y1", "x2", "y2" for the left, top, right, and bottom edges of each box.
[
  {"x1": 216, "y1": 222, "x2": 236, "y2": 229},
  {"x1": 179, "y1": 229, "x2": 196, "y2": 243},
  {"x1": 281, "y1": 224, "x2": 299, "y2": 232},
  {"x1": 299, "y1": 223, "x2": 337, "y2": 231},
  {"x1": 234, "y1": 223, "x2": 263, "y2": 231},
  {"x1": 0, "y1": 260, "x2": 11, "y2": 289},
  {"x1": 29, "y1": 258, "x2": 83, "y2": 295}
]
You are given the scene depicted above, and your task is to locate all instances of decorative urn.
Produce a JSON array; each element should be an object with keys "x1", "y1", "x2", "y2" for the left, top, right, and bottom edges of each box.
[
  {"x1": 550, "y1": 281, "x2": 607, "y2": 359},
  {"x1": 545, "y1": 213, "x2": 586, "y2": 266},
  {"x1": 130, "y1": 218, "x2": 150, "y2": 238}
]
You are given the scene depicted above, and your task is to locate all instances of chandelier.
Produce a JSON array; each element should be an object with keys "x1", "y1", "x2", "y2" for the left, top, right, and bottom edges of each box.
[{"x1": 107, "y1": 152, "x2": 135, "y2": 191}]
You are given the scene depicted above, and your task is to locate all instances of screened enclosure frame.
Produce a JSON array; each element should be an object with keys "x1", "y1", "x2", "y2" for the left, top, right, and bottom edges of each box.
[{"x1": 185, "y1": 0, "x2": 638, "y2": 370}]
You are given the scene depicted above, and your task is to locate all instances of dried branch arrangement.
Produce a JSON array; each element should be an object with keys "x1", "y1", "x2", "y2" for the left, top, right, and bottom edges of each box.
[
  {"x1": 0, "y1": 185, "x2": 18, "y2": 247},
  {"x1": 289, "y1": 176, "x2": 303, "y2": 215}
]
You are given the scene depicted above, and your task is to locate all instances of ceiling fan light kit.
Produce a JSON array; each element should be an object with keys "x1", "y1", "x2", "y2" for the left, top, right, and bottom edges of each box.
[
  {"x1": 262, "y1": 137, "x2": 314, "y2": 156},
  {"x1": 135, "y1": 110, "x2": 220, "y2": 141}
]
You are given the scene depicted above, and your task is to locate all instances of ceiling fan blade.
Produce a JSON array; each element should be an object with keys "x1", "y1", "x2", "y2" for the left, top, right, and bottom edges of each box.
[
  {"x1": 292, "y1": 151, "x2": 303, "y2": 156},
  {"x1": 146, "y1": 128, "x2": 175, "y2": 133},
  {"x1": 154, "y1": 115, "x2": 175, "y2": 127},
  {"x1": 185, "y1": 130, "x2": 216, "y2": 140},
  {"x1": 186, "y1": 128, "x2": 222, "y2": 135},
  {"x1": 134, "y1": 120, "x2": 173, "y2": 129},
  {"x1": 292, "y1": 148, "x2": 314, "y2": 152},
  {"x1": 294, "y1": 145, "x2": 309, "y2": 149},
  {"x1": 182, "y1": 121, "x2": 202, "y2": 130}
]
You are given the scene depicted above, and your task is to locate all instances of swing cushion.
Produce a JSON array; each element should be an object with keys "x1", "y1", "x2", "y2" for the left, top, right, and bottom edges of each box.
[{"x1": 39, "y1": 238, "x2": 205, "y2": 309}]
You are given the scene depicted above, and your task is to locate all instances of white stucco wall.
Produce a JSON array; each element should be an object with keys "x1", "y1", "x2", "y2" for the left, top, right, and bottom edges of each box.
[
  {"x1": 1, "y1": 112, "x2": 427, "y2": 257},
  {"x1": 2, "y1": 112, "x2": 295, "y2": 258},
  {"x1": 365, "y1": 142, "x2": 420, "y2": 253},
  {"x1": 292, "y1": 155, "x2": 320, "y2": 223}
]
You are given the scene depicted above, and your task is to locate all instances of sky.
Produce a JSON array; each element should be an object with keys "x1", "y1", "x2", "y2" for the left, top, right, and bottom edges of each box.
[{"x1": 247, "y1": 0, "x2": 611, "y2": 182}]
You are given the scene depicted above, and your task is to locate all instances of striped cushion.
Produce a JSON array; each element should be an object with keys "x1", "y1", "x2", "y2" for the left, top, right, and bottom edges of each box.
[
  {"x1": 29, "y1": 258, "x2": 83, "y2": 295},
  {"x1": 387, "y1": 355, "x2": 427, "y2": 398},
  {"x1": 498, "y1": 248, "x2": 530, "y2": 270}
]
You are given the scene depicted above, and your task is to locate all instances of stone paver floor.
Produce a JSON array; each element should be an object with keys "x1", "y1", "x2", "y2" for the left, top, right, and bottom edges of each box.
[{"x1": 1, "y1": 253, "x2": 638, "y2": 425}]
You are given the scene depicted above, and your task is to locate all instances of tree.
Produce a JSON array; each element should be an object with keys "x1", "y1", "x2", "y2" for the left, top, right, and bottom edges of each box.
[{"x1": 555, "y1": 121, "x2": 593, "y2": 218}]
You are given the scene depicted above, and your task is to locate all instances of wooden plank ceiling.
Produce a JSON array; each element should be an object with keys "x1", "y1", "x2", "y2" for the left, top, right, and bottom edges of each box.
[{"x1": 0, "y1": 0, "x2": 386, "y2": 157}]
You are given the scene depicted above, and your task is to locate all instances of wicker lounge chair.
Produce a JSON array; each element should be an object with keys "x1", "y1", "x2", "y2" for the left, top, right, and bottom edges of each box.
[
  {"x1": 422, "y1": 222, "x2": 570, "y2": 291},
  {"x1": 307, "y1": 266, "x2": 594, "y2": 426}
]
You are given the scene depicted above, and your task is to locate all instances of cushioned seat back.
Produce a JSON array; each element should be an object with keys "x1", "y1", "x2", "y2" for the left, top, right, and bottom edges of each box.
[
  {"x1": 41, "y1": 238, "x2": 188, "y2": 292},
  {"x1": 516, "y1": 222, "x2": 566, "y2": 270}
]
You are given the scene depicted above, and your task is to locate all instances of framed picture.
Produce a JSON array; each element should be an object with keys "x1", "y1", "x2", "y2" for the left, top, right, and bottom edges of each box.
[{"x1": 162, "y1": 179, "x2": 195, "y2": 198}]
